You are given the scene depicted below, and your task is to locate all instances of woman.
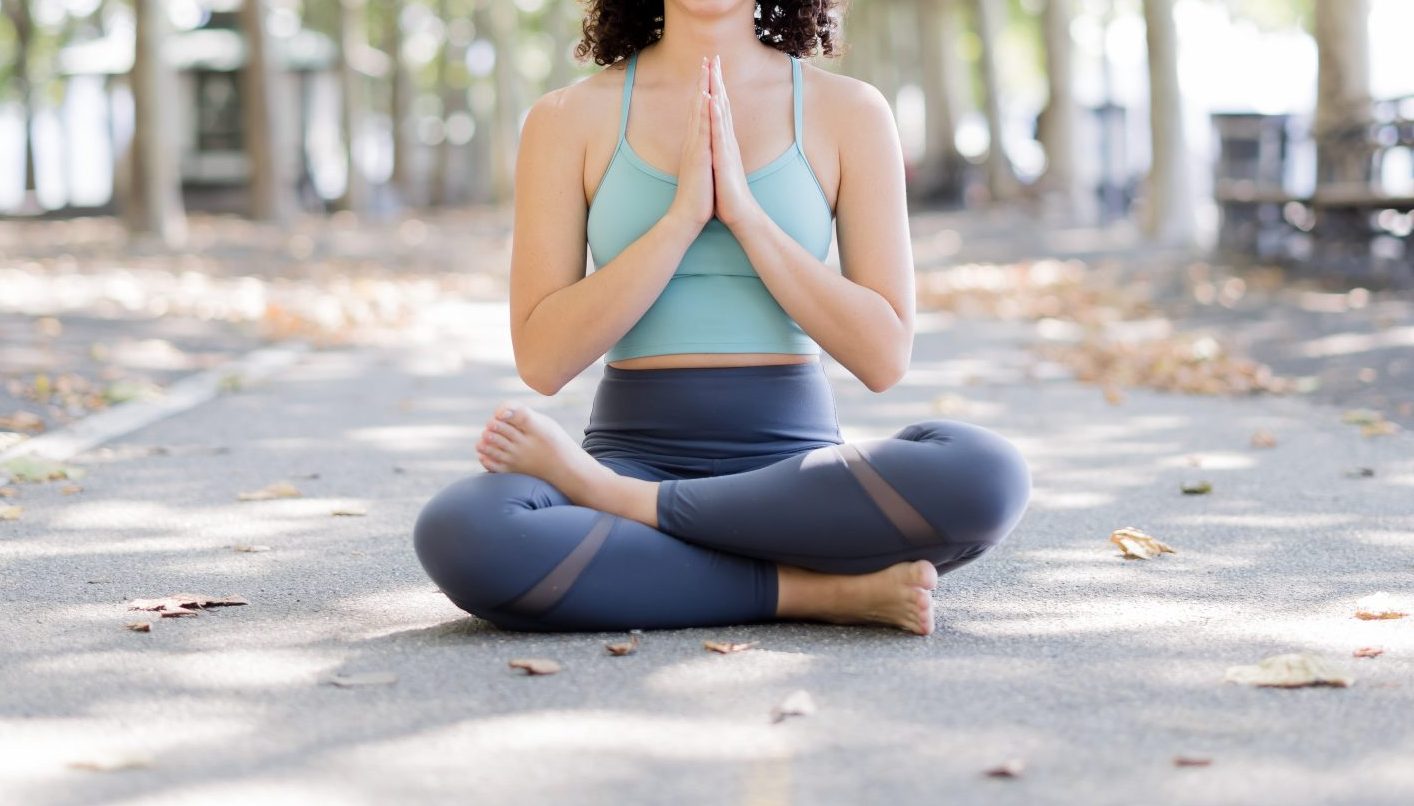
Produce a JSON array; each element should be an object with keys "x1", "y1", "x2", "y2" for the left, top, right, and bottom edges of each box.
[{"x1": 412, "y1": 0, "x2": 1031, "y2": 635}]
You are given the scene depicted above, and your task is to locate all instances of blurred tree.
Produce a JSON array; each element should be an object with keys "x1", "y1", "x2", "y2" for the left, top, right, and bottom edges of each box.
[
  {"x1": 914, "y1": 0, "x2": 969, "y2": 205},
  {"x1": 1312, "y1": 0, "x2": 1371, "y2": 194},
  {"x1": 381, "y1": 0, "x2": 415, "y2": 202},
  {"x1": 972, "y1": 0, "x2": 1019, "y2": 201},
  {"x1": 240, "y1": 0, "x2": 295, "y2": 222},
  {"x1": 1037, "y1": 0, "x2": 1088, "y2": 218},
  {"x1": 1141, "y1": 0, "x2": 1194, "y2": 244},
  {"x1": 431, "y1": 0, "x2": 468, "y2": 206},
  {"x1": 127, "y1": 0, "x2": 187, "y2": 244},
  {"x1": 337, "y1": 0, "x2": 369, "y2": 212},
  {"x1": 486, "y1": 0, "x2": 522, "y2": 202},
  {"x1": 1, "y1": 0, "x2": 37, "y2": 210}
]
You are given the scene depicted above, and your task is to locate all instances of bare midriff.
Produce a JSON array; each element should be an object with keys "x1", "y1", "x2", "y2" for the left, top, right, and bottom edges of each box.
[{"x1": 607, "y1": 352, "x2": 818, "y2": 370}]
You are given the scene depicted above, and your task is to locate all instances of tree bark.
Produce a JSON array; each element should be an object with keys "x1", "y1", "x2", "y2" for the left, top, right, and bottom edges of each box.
[
  {"x1": 384, "y1": 0, "x2": 415, "y2": 201},
  {"x1": 239, "y1": 0, "x2": 294, "y2": 222},
  {"x1": 487, "y1": 0, "x2": 522, "y2": 202},
  {"x1": 1038, "y1": 0, "x2": 1090, "y2": 219},
  {"x1": 1313, "y1": 0, "x2": 1372, "y2": 194},
  {"x1": 915, "y1": 0, "x2": 968, "y2": 205},
  {"x1": 431, "y1": 0, "x2": 462, "y2": 206},
  {"x1": 337, "y1": 0, "x2": 368, "y2": 212},
  {"x1": 1141, "y1": 0, "x2": 1194, "y2": 244},
  {"x1": 129, "y1": 0, "x2": 187, "y2": 244},
  {"x1": 4, "y1": 0, "x2": 38, "y2": 207},
  {"x1": 973, "y1": 0, "x2": 1018, "y2": 202}
]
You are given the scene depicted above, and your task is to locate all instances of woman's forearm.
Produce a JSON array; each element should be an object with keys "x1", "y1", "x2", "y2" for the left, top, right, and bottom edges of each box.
[
  {"x1": 516, "y1": 212, "x2": 705, "y2": 394},
  {"x1": 728, "y1": 209, "x2": 912, "y2": 392}
]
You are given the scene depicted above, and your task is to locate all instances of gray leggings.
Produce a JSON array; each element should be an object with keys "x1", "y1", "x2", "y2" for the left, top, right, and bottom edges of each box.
[{"x1": 413, "y1": 362, "x2": 1032, "y2": 632}]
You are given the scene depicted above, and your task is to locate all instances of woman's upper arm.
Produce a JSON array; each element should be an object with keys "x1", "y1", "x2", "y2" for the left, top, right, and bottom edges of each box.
[
  {"x1": 508, "y1": 88, "x2": 591, "y2": 362},
  {"x1": 831, "y1": 79, "x2": 916, "y2": 333}
]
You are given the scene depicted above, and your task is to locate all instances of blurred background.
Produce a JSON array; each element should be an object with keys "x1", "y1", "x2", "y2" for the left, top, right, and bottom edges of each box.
[{"x1": 1, "y1": 0, "x2": 1411, "y2": 441}]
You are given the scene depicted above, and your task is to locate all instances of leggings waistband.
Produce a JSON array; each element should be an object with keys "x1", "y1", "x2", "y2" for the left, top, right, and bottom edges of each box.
[{"x1": 582, "y1": 361, "x2": 842, "y2": 462}]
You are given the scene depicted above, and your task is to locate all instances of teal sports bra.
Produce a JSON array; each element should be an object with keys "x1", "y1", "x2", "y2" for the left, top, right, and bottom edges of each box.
[{"x1": 586, "y1": 49, "x2": 836, "y2": 363}]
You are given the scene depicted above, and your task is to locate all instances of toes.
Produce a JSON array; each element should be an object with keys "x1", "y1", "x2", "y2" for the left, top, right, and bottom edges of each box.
[
  {"x1": 482, "y1": 431, "x2": 515, "y2": 451},
  {"x1": 496, "y1": 402, "x2": 528, "y2": 427},
  {"x1": 915, "y1": 589, "x2": 936, "y2": 635}
]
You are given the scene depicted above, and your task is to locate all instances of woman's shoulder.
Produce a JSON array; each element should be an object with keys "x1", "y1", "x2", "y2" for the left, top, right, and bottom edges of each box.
[{"x1": 529, "y1": 57, "x2": 629, "y2": 121}]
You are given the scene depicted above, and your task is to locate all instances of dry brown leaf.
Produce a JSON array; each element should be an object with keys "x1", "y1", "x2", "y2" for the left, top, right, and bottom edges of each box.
[
  {"x1": 508, "y1": 658, "x2": 562, "y2": 675},
  {"x1": 1354, "y1": 592, "x2": 1408, "y2": 620},
  {"x1": 60, "y1": 484, "x2": 83, "y2": 495},
  {"x1": 605, "y1": 633, "x2": 641, "y2": 656},
  {"x1": 232, "y1": 544, "x2": 271, "y2": 553},
  {"x1": 1361, "y1": 420, "x2": 1400, "y2": 438},
  {"x1": 124, "y1": 621, "x2": 152, "y2": 633},
  {"x1": 0, "y1": 486, "x2": 16, "y2": 498},
  {"x1": 67, "y1": 753, "x2": 154, "y2": 772},
  {"x1": 325, "y1": 672, "x2": 397, "y2": 687},
  {"x1": 1109, "y1": 526, "x2": 1176, "y2": 560},
  {"x1": 0, "y1": 505, "x2": 21, "y2": 521},
  {"x1": 0, "y1": 411, "x2": 45, "y2": 432},
  {"x1": 1353, "y1": 646, "x2": 1385, "y2": 659},
  {"x1": 1341, "y1": 408, "x2": 1383, "y2": 425},
  {"x1": 1249, "y1": 430, "x2": 1277, "y2": 448},
  {"x1": 769, "y1": 689, "x2": 816, "y2": 723},
  {"x1": 237, "y1": 482, "x2": 301, "y2": 501},
  {"x1": 1173, "y1": 755, "x2": 1213, "y2": 767},
  {"x1": 1224, "y1": 653, "x2": 1354, "y2": 687},
  {"x1": 127, "y1": 593, "x2": 249, "y2": 617},
  {"x1": 1102, "y1": 384, "x2": 1125, "y2": 405},
  {"x1": 704, "y1": 640, "x2": 759, "y2": 654},
  {"x1": 331, "y1": 506, "x2": 368, "y2": 517},
  {"x1": 984, "y1": 759, "x2": 1025, "y2": 778}
]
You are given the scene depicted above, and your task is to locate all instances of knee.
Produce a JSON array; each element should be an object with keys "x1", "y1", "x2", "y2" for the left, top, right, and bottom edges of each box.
[
  {"x1": 913, "y1": 420, "x2": 1032, "y2": 547},
  {"x1": 412, "y1": 473, "x2": 535, "y2": 610}
]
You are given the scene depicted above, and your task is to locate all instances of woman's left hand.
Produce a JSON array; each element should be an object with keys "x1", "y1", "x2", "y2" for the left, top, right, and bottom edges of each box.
[{"x1": 708, "y1": 54, "x2": 765, "y2": 230}]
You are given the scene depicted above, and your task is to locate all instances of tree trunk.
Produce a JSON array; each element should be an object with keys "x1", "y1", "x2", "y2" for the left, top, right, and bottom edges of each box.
[
  {"x1": 239, "y1": 0, "x2": 294, "y2": 222},
  {"x1": 384, "y1": 0, "x2": 415, "y2": 201},
  {"x1": 5, "y1": 0, "x2": 39, "y2": 208},
  {"x1": 431, "y1": 0, "x2": 461, "y2": 206},
  {"x1": 337, "y1": 0, "x2": 368, "y2": 212},
  {"x1": 915, "y1": 0, "x2": 968, "y2": 205},
  {"x1": 1141, "y1": 0, "x2": 1194, "y2": 244},
  {"x1": 546, "y1": 0, "x2": 576, "y2": 91},
  {"x1": 973, "y1": 0, "x2": 1017, "y2": 202},
  {"x1": 1038, "y1": 0, "x2": 1090, "y2": 219},
  {"x1": 487, "y1": 0, "x2": 521, "y2": 202},
  {"x1": 129, "y1": 0, "x2": 187, "y2": 244},
  {"x1": 1313, "y1": 0, "x2": 1372, "y2": 194}
]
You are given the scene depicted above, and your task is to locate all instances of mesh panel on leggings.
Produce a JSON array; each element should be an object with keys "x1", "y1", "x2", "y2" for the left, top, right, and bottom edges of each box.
[{"x1": 498, "y1": 512, "x2": 616, "y2": 615}]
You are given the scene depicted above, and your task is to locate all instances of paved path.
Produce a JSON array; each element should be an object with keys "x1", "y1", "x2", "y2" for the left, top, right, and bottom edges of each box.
[{"x1": 2, "y1": 295, "x2": 1412, "y2": 805}]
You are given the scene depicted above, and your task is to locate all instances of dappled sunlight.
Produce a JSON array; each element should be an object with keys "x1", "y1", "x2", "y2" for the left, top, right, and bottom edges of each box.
[
  {"x1": 1293, "y1": 325, "x2": 1414, "y2": 358},
  {"x1": 641, "y1": 650, "x2": 815, "y2": 697},
  {"x1": 324, "y1": 585, "x2": 464, "y2": 642},
  {"x1": 1156, "y1": 451, "x2": 1257, "y2": 470},
  {"x1": 1026, "y1": 487, "x2": 1117, "y2": 510},
  {"x1": 1167, "y1": 512, "x2": 1358, "y2": 529},
  {"x1": 345, "y1": 423, "x2": 479, "y2": 453},
  {"x1": 21, "y1": 647, "x2": 344, "y2": 691}
]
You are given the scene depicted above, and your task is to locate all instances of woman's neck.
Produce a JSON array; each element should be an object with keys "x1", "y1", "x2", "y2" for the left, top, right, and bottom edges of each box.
[{"x1": 650, "y1": 1, "x2": 779, "y2": 86}]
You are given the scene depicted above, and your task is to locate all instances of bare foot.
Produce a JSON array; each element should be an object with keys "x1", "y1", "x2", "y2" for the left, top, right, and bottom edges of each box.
[
  {"x1": 780, "y1": 560, "x2": 939, "y2": 635},
  {"x1": 476, "y1": 402, "x2": 620, "y2": 506}
]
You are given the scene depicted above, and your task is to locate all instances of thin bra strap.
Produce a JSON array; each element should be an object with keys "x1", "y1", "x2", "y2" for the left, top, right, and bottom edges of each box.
[
  {"x1": 618, "y1": 51, "x2": 638, "y2": 145},
  {"x1": 791, "y1": 55, "x2": 804, "y2": 149}
]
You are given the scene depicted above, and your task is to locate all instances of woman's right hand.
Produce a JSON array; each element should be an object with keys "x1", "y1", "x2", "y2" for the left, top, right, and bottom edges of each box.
[{"x1": 667, "y1": 56, "x2": 715, "y2": 230}]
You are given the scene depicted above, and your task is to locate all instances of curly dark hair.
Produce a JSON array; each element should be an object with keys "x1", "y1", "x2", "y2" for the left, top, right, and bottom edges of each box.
[{"x1": 573, "y1": 1, "x2": 847, "y2": 66}]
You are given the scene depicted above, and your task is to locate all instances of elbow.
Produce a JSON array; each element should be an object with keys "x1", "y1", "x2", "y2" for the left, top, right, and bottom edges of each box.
[
  {"x1": 860, "y1": 343, "x2": 911, "y2": 394},
  {"x1": 516, "y1": 357, "x2": 567, "y2": 397}
]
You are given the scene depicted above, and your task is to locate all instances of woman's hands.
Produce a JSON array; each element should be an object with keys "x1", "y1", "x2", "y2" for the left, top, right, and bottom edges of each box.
[
  {"x1": 706, "y1": 54, "x2": 763, "y2": 230},
  {"x1": 666, "y1": 54, "x2": 765, "y2": 232},
  {"x1": 666, "y1": 57, "x2": 715, "y2": 230}
]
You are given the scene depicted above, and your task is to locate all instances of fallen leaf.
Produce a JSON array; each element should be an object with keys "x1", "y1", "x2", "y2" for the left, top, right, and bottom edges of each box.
[
  {"x1": 984, "y1": 759, "x2": 1025, "y2": 778},
  {"x1": 1354, "y1": 592, "x2": 1408, "y2": 620},
  {"x1": 60, "y1": 484, "x2": 83, "y2": 495},
  {"x1": 508, "y1": 658, "x2": 562, "y2": 675},
  {"x1": 1224, "y1": 653, "x2": 1354, "y2": 687},
  {"x1": 237, "y1": 482, "x2": 301, "y2": 501},
  {"x1": 331, "y1": 506, "x2": 368, "y2": 517},
  {"x1": 1180, "y1": 480, "x2": 1212, "y2": 495},
  {"x1": 1109, "y1": 526, "x2": 1176, "y2": 560},
  {"x1": 1344, "y1": 467, "x2": 1376, "y2": 479},
  {"x1": 67, "y1": 753, "x2": 154, "y2": 772},
  {"x1": 2, "y1": 456, "x2": 87, "y2": 483},
  {"x1": 1173, "y1": 755, "x2": 1213, "y2": 767},
  {"x1": 127, "y1": 593, "x2": 248, "y2": 617},
  {"x1": 231, "y1": 544, "x2": 271, "y2": 553},
  {"x1": 1102, "y1": 384, "x2": 1124, "y2": 405},
  {"x1": 103, "y1": 379, "x2": 164, "y2": 405},
  {"x1": 0, "y1": 505, "x2": 21, "y2": 521},
  {"x1": 1341, "y1": 408, "x2": 1383, "y2": 425},
  {"x1": 124, "y1": 621, "x2": 151, "y2": 632},
  {"x1": 704, "y1": 640, "x2": 759, "y2": 654},
  {"x1": 1249, "y1": 430, "x2": 1277, "y2": 448},
  {"x1": 0, "y1": 411, "x2": 45, "y2": 432},
  {"x1": 1353, "y1": 646, "x2": 1384, "y2": 658},
  {"x1": 324, "y1": 672, "x2": 398, "y2": 687},
  {"x1": 769, "y1": 689, "x2": 816, "y2": 723},
  {"x1": 606, "y1": 633, "x2": 641, "y2": 656},
  {"x1": 0, "y1": 486, "x2": 16, "y2": 497},
  {"x1": 1361, "y1": 420, "x2": 1400, "y2": 437}
]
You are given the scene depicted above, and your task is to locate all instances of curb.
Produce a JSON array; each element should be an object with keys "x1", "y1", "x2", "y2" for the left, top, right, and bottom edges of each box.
[{"x1": 0, "y1": 342, "x2": 311, "y2": 464}]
